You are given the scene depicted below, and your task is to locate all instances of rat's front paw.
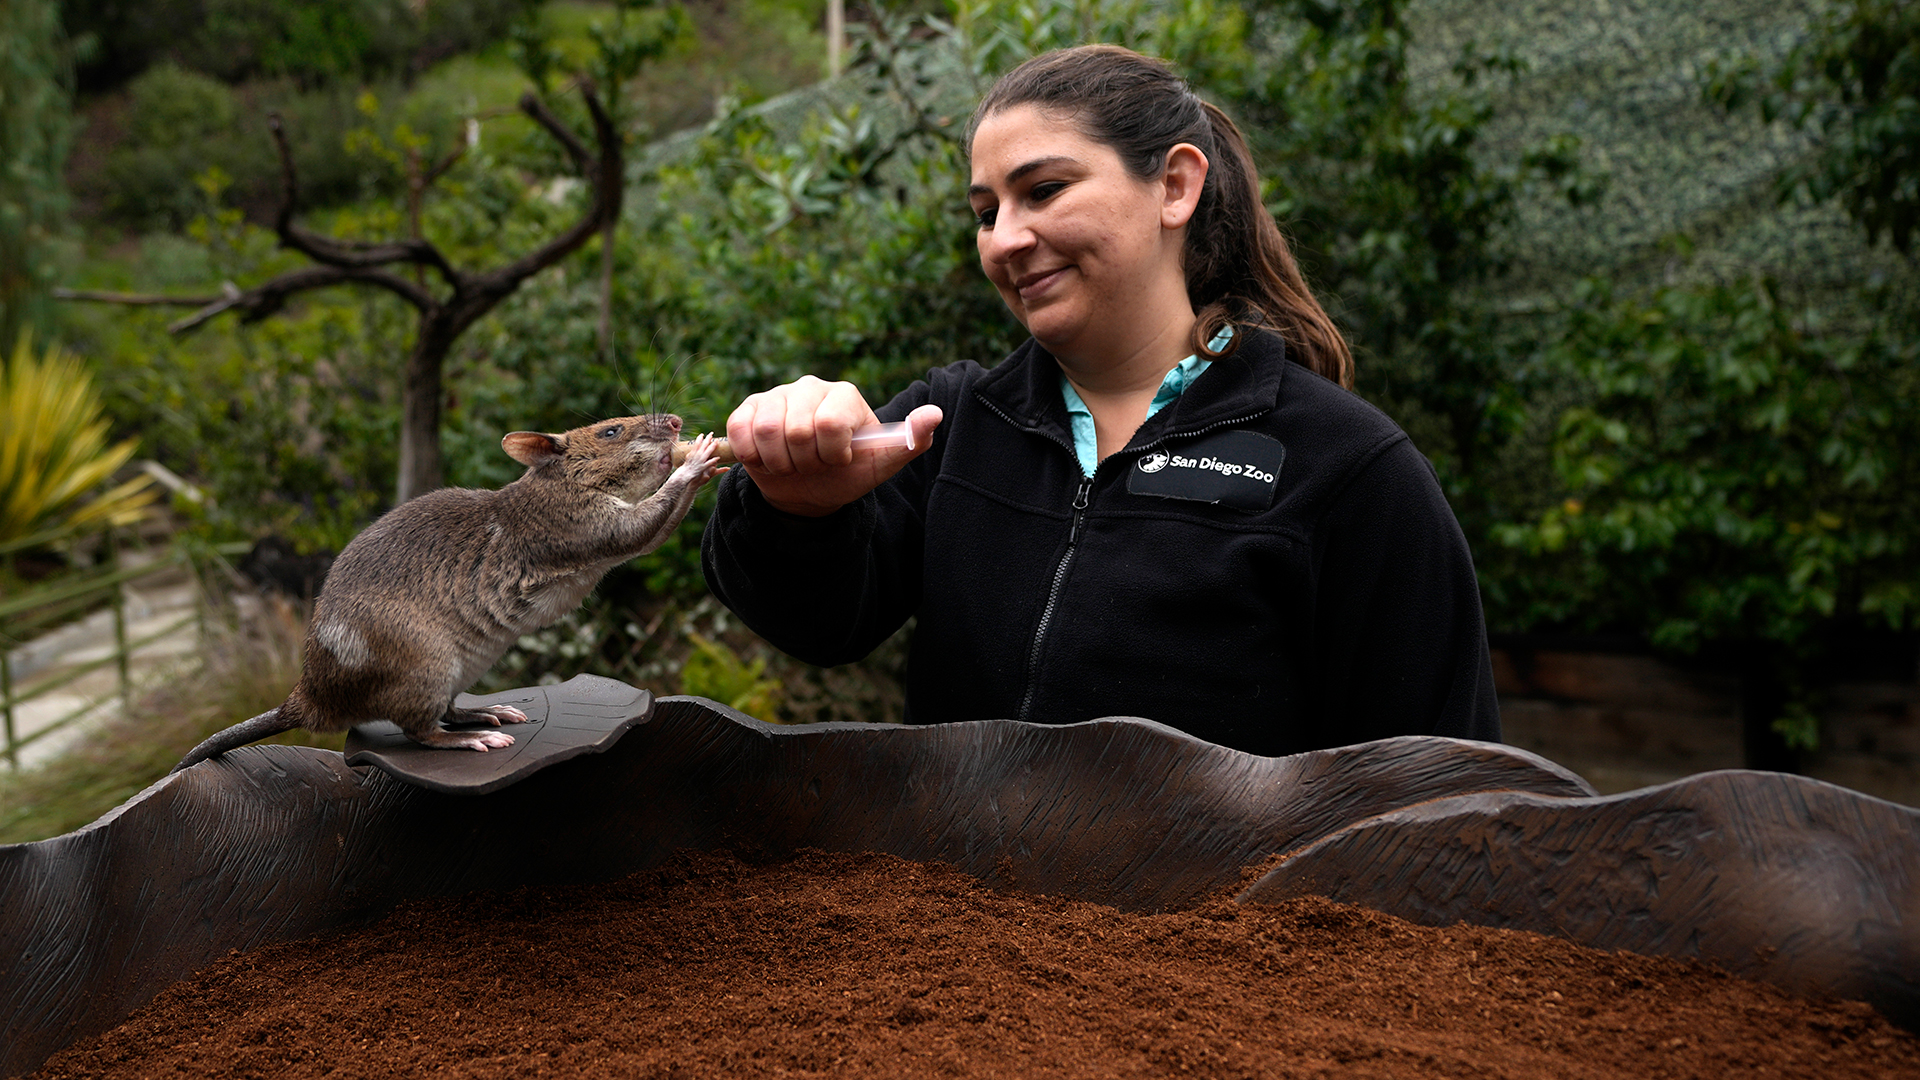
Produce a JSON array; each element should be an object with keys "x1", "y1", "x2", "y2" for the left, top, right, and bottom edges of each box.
[{"x1": 672, "y1": 432, "x2": 722, "y2": 484}]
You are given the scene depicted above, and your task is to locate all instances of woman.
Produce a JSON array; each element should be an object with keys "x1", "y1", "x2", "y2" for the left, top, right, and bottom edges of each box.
[{"x1": 700, "y1": 44, "x2": 1499, "y2": 755}]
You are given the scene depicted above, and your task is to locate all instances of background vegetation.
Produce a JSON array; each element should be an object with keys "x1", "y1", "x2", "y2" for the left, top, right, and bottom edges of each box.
[{"x1": 1, "y1": 0, "x2": 1913, "y2": 827}]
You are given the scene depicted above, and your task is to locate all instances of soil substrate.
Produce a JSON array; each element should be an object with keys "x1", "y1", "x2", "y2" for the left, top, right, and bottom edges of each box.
[{"x1": 34, "y1": 848, "x2": 1920, "y2": 1079}]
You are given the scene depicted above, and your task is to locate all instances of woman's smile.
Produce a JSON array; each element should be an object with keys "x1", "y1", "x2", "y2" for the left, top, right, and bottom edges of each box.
[{"x1": 1014, "y1": 265, "x2": 1071, "y2": 300}]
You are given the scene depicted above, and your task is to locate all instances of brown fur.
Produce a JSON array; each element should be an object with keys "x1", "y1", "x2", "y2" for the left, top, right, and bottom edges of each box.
[{"x1": 173, "y1": 415, "x2": 724, "y2": 772}]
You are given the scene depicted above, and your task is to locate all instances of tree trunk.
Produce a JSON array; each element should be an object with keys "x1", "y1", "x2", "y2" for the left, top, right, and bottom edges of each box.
[{"x1": 396, "y1": 326, "x2": 450, "y2": 504}]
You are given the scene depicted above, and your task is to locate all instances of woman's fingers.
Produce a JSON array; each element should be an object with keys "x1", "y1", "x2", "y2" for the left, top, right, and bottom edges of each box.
[
  {"x1": 806, "y1": 381, "x2": 884, "y2": 466},
  {"x1": 731, "y1": 377, "x2": 879, "y2": 476}
]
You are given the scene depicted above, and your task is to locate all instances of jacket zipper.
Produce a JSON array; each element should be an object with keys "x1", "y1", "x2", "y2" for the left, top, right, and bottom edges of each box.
[
  {"x1": 975, "y1": 393, "x2": 1268, "y2": 723},
  {"x1": 1017, "y1": 476, "x2": 1092, "y2": 724},
  {"x1": 1118, "y1": 410, "x2": 1268, "y2": 459}
]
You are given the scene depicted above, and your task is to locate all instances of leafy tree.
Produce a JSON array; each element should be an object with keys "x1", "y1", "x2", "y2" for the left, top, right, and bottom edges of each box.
[
  {"x1": 96, "y1": 65, "x2": 243, "y2": 232},
  {"x1": 63, "y1": 0, "x2": 539, "y2": 90},
  {"x1": 1213, "y1": 0, "x2": 1600, "y2": 524},
  {"x1": 1497, "y1": 274, "x2": 1917, "y2": 760},
  {"x1": 512, "y1": 0, "x2": 694, "y2": 357},
  {"x1": 1707, "y1": 0, "x2": 1920, "y2": 258},
  {"x1": 64, "y1": 86, "x2": 625, "y2": 504},
  {"x1": 1500, "y1": 0, "x2": 1920, "y2": 764},
  {"x1": 0, "y1": 0, "x2": 73, "y2": 349}
]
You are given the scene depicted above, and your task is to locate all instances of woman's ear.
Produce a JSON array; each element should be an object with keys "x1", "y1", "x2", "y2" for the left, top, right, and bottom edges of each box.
[{"x1": 1160, "y1": 143, "x2": 1210, "y2": 230}]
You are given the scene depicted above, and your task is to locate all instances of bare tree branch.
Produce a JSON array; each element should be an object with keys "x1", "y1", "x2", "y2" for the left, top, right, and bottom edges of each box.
[
  {"x1": 421, "y1": 128, "x2": 472, "y2": 190},
  {"x1": 519, "y1": 88, "x2": 595, "y2": 176},
  {"x1": 52, "y1": 287, "x2": 224, "y2": 307},
  {"x1": 479, "y1": 86, "x2": 622, "y2": 300},
  {"x1": 168, "y1": 266, "x2": 435, "y2": 334},
  {"x1": 268, "y1": 114, "x2": 462, "y2": 285}
]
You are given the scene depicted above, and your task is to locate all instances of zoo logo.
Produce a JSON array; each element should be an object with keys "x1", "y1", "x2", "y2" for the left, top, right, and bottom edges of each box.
[{"x1": 1137, "y1": 451, "x2": 1170, "y2": 474}]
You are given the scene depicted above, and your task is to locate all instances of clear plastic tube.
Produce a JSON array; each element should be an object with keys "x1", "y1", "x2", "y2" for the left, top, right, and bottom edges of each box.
[
  {"x1": 672, "y1": 422, "x2": 915, "y2": 466},
  {"x1": 848, "y1": 421, "x2": 916, "y2": 452}
]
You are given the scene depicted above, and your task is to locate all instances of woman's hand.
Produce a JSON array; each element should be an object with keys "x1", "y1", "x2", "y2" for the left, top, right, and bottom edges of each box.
[{"x1": 726, "y1": 376, "x2": 944, "y2": 517}]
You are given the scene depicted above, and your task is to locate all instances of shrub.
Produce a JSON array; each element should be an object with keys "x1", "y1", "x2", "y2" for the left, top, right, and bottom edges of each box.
[
  {"x1": 64, "y1": 0, "x2": 539, "y2": 90},
  {"x1": 0, "y1": 335, "x2": 156, "y2": 547}
]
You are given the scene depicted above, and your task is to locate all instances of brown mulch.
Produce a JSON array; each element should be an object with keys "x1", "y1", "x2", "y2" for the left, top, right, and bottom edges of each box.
[{"x1": 34, "y1": 848, "x2": 1920, "y2": 1079}]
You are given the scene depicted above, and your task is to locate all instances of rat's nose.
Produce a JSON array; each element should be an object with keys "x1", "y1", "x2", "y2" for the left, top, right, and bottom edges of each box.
[{"x1": 666, "y1": 415, "x2": 683, "y2": 433}]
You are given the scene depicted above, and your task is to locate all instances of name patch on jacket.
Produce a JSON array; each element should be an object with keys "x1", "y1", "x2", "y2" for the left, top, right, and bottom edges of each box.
[{"x1": 1127, "y1": 430, "x2": 1284, "y2": 511}]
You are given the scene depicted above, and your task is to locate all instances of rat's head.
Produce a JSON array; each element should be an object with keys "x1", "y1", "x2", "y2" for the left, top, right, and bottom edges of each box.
[{"x1": 501, "y1": 414, "x2": 682, "y2": 498}]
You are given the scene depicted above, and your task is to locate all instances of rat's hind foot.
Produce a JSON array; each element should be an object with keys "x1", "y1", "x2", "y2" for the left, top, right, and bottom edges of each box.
[
  {"x1": 408, "y1": 727, "x2": 516, "y2": 751},
  {"x1": 445, "y1": 703, "x2": 531, "y2": 727}
]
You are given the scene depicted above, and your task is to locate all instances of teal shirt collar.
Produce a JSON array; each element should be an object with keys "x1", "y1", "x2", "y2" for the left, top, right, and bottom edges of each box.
[{"x1": 1060, "y1": 326, "x2": 1233, "y2": 478}]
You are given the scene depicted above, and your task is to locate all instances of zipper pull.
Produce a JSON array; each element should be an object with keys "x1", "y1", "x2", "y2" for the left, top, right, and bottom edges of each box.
[{"x1": 1068, "y1": 479, "x2": 1092, "y2": 544}]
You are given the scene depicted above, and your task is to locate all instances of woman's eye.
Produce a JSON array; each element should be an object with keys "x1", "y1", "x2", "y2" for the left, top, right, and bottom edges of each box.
[
  {"x1": 1031, "y1": 181, "x2": 1065, "y2": 201},
  {"x1": 973, "y1": 206, "x2": 997, "y2": 229}
]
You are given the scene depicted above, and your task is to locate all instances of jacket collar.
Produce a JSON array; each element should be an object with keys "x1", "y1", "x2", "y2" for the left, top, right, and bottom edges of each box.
[{"x1": 973, "y1": 326, "x2": 1291, "y2": 450}]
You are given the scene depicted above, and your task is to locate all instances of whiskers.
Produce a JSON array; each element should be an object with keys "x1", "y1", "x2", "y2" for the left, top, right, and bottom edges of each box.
[{"x1": 616, "y1": 338, "x2": 715, "y2": 428}]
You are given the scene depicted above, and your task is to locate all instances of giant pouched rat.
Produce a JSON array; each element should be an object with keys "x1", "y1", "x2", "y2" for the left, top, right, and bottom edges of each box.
[{"x1": 172, "y1": 415, "x2": 726, "y2": 773}]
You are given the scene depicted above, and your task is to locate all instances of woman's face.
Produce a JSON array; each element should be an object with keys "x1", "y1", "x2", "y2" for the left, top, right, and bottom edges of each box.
[{"x1": 968, "y1": 105, "x2": 1201, "y2": 368}]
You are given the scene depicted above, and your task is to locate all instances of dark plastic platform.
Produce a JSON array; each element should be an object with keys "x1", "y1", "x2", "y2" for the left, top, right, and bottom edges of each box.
[
  {"x1": 2, "y1": 683, "x2": 1917, "y2": 1076},
  {"x1": 343, "y1": 674, "x2": 654, "y2": 795}
]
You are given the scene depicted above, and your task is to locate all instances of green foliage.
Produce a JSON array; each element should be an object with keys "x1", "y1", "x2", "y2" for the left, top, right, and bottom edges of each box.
[
  {"x1": 1403, "y1": 0, "x2": 1840, "y2": 301},
  {"x1": 0, "y1": 0, "x2": 73, "y2": 348},
  {"x1": 523, "y1": 0, "x2": 826, "y2": 137},
  {"x1": 1495, "y1": 275, "x2": 1917, "y2": 745},
  {"x1": 1707, "y1": 0, "x2": 1920, "y2": 256},
  {"x1": 63, "y1": 0, "x2": 539, "y2": 89},
  {"x1": 640, "y1": 96, "x2": 1007, "y2": 397},
  {"x1": 949, "y1": 0, "x2": 1250, "y2": 78},
  {"x1": 73, "y1": 192, "x2": 408, "y2": 551},
  {"x1": 96, "y1": 302, "x2": 404, "y2": 551},
  {"x1": 1220, "y1": 0, "x2": 1600, "y2": 509},
  {"x1": 680, "y1": 633, "x2": 783, "y2": 719},
  {"x1": 89, "y1": 69, "x2": 398, "y2": 231},
  {"x1": 1480, "y1": 0, "x2": 1920, "y2": 750},
  {"x1": 0, "y1": 335, "x2": 157, "y2": 546},
  {"x1": 1498, "y1": 278, "x2": 1918, "y2": 644},
  {"x1": 98, "y1": 65, "x2": 239, "y2": 230},
  {"x1": 590, "y1": 0, "x2": 697, "y2": 111}
]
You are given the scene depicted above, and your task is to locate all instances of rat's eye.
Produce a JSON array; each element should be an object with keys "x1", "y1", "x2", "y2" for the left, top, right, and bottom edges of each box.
[{"x1": 599, "y1": 425, "x2": 623, "y2": 439}]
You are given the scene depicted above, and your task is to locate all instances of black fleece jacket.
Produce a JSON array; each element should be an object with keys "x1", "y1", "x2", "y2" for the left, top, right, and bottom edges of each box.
[{"x1": 701, "y1": 329, "x2": 1500, "y2": 756}]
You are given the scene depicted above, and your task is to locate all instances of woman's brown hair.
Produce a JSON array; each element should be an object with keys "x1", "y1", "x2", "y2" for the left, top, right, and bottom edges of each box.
[{"x1": 969, "y1": 44, "x2": 1354, "y2": 388}]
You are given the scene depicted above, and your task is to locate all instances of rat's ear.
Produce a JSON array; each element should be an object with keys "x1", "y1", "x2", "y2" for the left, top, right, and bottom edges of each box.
[{"x1": 502, "y1": 431, "x2": 566, "y2": 466}]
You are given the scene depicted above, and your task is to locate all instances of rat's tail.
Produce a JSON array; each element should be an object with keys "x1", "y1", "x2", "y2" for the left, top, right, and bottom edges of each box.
[{"x1": 170, "y1": 706, "x2": 297, "y2": 774}]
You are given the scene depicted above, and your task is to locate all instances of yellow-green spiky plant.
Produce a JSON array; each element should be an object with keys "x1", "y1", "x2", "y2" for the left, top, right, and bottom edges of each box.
[{"x1": 0, "y1": 335, "x2": 158, "y2": 548}]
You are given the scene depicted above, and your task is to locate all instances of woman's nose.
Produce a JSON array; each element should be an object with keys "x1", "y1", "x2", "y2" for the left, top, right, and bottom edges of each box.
[{"x1": 980, "y1": 213, "x2": 1035, "y2": 265}]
